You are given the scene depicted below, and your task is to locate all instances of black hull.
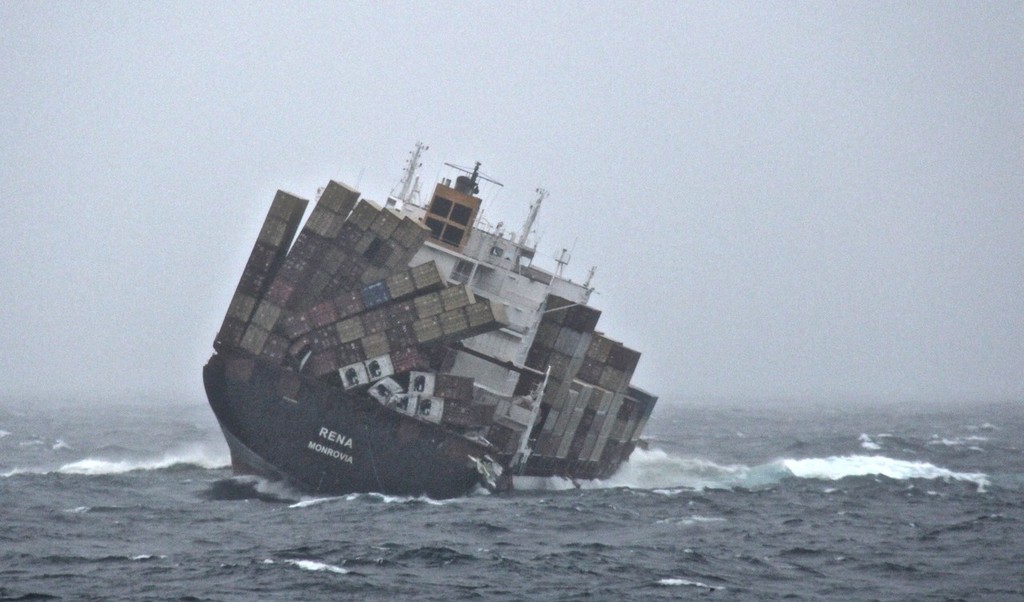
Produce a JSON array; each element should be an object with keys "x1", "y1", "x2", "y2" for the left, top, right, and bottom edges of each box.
[{"x1": 203, "y1": 352, "x2": 493, "y2": 499}]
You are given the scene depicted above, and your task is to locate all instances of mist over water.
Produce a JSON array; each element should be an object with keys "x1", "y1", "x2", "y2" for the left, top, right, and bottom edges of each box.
[{"x1": 2, "y1": 396, "x2": 1021, "y2": 600}]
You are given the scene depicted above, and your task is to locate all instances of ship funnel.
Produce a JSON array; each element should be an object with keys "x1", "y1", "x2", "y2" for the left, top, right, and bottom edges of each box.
[{"x1": 454, "y1": 175, "x2": 479, "y2": 195}]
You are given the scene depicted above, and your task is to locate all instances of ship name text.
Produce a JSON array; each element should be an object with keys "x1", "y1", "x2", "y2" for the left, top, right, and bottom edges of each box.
[{"x1": 307, "y1": 427, "x2": 355, "y2": 464}]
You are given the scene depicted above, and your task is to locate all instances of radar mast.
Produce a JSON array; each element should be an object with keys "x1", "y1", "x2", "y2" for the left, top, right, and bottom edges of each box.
[{"x1": 393, "y1": 142, "x2": 428, "y2": 205}]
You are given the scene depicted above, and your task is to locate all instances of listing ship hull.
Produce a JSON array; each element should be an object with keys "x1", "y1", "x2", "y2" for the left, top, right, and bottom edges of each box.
[
  {"x1": 203, "y1": 352, "x2": 492, "y2": 498},
  {"x1": 203, "y1": 162, "x2": 657, "y2": 498}
]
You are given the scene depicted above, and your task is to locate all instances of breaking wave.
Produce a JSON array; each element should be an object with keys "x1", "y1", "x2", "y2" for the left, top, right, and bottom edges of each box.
[
  {"x1": 262, "y1": 558, "x2": 349, "y2": 574},
  {"x1": 289, "y1": 492, "x2": 450, "y2": 508},
  {"x1": 781, "y1": 455, "x2": 990, "y2": 491},
  {"x1": 57, "y1": 444, "x2": 228, "y2": 475},
  {"x1": 515, "y1": 448, "x2": 990, "y2": 493},
  {"x1": 2, "y1": 443, "x2": 229, "y2": 478}
]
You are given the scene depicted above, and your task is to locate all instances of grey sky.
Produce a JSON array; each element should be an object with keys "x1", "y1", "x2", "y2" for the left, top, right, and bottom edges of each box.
[{"x1": 1, "y1": 2, "x2": 1021, "y2": 405}]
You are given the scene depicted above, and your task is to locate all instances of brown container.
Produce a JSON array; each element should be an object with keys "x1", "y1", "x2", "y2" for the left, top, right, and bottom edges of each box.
[
  {"x1": 265, "y1": 279, "x2": 295, "y2": 306},
  {"x1": 331, "y1": 290, "x2": 364, "y2": 318},
  {"x1": 310, "y1": 326, "x2": 341, "y2": 353},
  {"x1": 386, "y1": 323, "x2": 417, "y2": 350},
  {"x1": 360, "y1": 308, "x2": 387, "y2": 335},
  {"x1": 390, "y1": 346, "x2": 428, "y2": 373},
  {"x1": 308, "y1": 301, "x2": 338, "y2": 329},
  {"x1": 385, "y1": 300, "x2": 417, "y2": 325},
  {"x1": 336, "y1": 340, "x2": 365, "y2": 366}
]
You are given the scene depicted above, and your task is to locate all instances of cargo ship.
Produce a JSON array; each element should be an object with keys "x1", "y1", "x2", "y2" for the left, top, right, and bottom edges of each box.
[{"x1": 203, "y1": 144, "x2": 658, "y2": 498}]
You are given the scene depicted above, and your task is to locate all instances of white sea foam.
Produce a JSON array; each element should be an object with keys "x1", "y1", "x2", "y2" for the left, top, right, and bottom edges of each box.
[
  {"x1": 595, "y1": 448, "x2": 772, "y2": 490},
  {"x1": 927, "y1": 435, "x2": 989, "y2": 448},
  {"x1": 658, "y1": 577, "x2": 717, "y2": 590},
  {"x1": 56, "y1": 443, "x2": 229, "y2": 475},
  {"x1": 515, "y1": 448, "x2": 777, "y2": 492},
  {"x1": 859, "y1": 434, "x2": 882, "y2": 450},
  {"x1": 283, "y1": 559, "x2": 349, "y2": 574},
  {"x1": 52, "y1": 439, "x2": 71, "y2": 451},
  {"x1": 0, "y1": 430, "x2": 10, "y2": 438},
  {"x1": 515, "y1": 448, "x2": 990, "y2": 493},
  {"x1": 289, "y1": 496, "x2": 344, "y2": 509},
  {"x1": 782, "y1": 455, "x2": 989, "y2": 491}
]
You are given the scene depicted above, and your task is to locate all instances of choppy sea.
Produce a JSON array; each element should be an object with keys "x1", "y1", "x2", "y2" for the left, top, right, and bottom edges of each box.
[{"x1": 1, "y1": 397, "x2": 1021, "y2": 601}]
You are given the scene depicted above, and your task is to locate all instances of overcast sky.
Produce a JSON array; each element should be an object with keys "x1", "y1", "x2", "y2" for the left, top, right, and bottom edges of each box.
[{"x1": 1, "y1": 2, "x2": 1021, "y2": 406}]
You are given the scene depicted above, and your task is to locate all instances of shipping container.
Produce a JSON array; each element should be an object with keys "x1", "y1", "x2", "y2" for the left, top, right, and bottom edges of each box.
[
  {"x1": 360, "y1": 281, "x2": 391, "y2": 309},
  {"x1": 413, "y1": 291, "x2": 444, "y2": 319},
  {"x1": 562, "y1": 304, "x2": 601, "y2": 333},
  {"x1": 412, "y1": 316, "x2": 442, "y2": 343},
  {"x1": 390, "y1": 347, "x2": 428, "y2": 373},
  {"x1": 434, "y1": 373, "x2": 474, "y2": 401},
  {"x1": 348, "y1": 200, "x2": 382, "y2": 231},
  {"x1": 239, "y1": 324, "x2": 270, "y2": 355},
  {"x1": 384, "y1": 271, "x2": 415, "y2": 299},
  {"x1": 440, "y1": 285, "x2": 476, "y2": 312},
  {"x1": 410, "y1": 261, "x2": 444, "y2": 290},
  {"x1": 361, "y1": 332, "x2": 390, "y2": 359},
  {"x1": 364, "y1": 354, "x2": 394, "y2": 381},
  {"x1": 316, "y1": 180, "x2": 360, "y2": 217},
  {"x1": 335, "y1": 317, "x2": 365, "y2": 343},
  {"x1": 439, "y1": 308, "x2": 469, "y2": 337}
]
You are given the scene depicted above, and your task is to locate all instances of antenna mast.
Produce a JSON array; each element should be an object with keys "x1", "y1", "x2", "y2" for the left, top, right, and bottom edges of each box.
[
  {"x1": 395, "y1": 142, "x2": 428, "y2": 204},
  {"x1": 517, "y1": 188, "x2": 548, "y2": 248}
]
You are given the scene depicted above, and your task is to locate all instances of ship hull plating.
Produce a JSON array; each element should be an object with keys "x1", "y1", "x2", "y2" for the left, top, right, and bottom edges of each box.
[{"x1": 203, "y1": 353, "x2": 490, "y2": 499}]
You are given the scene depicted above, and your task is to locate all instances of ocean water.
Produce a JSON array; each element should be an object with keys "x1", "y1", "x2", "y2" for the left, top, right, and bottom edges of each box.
[{"x1": 1, "y1": 397, "x2": 1021, "y2": 601}]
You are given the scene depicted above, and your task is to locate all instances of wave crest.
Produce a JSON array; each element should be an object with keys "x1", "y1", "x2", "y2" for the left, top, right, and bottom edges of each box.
[
  {"x1": 781, "y1": 455, "x2": 990, "y2": 490},
  {"x1": 57, "y1": 444, "x2": 228, "y2": 475},
  {"x1": 515, "y1": 448, "x2": 990, "y2": 493}
]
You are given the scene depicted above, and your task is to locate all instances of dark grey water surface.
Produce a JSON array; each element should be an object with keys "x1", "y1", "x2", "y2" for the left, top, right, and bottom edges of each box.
[{"x1": 2, "y1": 398, "x2": 1021, "y2": 600}]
